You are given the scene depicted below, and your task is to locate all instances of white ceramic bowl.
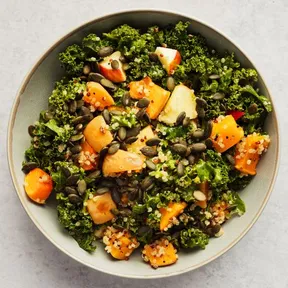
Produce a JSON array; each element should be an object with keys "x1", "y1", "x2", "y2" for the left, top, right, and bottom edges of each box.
[{"x1": 8, "y1": 10, "x2": 279, "y2": 279}]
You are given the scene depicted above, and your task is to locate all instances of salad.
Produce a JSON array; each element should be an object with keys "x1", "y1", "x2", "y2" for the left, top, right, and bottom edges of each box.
[{"x1": 22, "y1": 22, "x2": 271, "y2": 268}]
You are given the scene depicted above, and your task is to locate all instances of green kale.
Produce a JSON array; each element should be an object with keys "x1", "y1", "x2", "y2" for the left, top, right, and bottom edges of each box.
[
  {"x1": 45, "y1": 119, "x2": 73, "y2": 142},
  {"x1": 110, "y1": 110, "x2": 139, "y2": 131},
  {"x1": 156, "y1": 123, "x2": 190, "y2": 141},
  {"x1": 82, "y1": 33, "x2": 112, "y2": 56},
  {"x1": 180, "y1": 228, "x2": 209, "y2": 249},
  {"x1": 223, "y1": 191, "x2": 246, "y2": 216},
  {"x1": 228, "y1": 169, "x2": 253, "y2": 191}
]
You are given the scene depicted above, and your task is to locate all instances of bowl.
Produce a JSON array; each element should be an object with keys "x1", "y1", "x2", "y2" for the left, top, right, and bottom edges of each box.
[{"x1": 7, "y1": 10, "x2": 279, "y2": 278}]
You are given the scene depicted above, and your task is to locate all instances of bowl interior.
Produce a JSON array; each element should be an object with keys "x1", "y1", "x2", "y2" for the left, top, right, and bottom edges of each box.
[{"x1": 8, "y1": 11, "x2": 279, "y2": 278}]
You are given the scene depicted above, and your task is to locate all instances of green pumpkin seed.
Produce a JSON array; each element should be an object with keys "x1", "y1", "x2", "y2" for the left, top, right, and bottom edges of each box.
[
  {"x1": 167, "y1": 76, "x2": 175, "y2": 91},
  {"x1": 177, "y1": 162, "x2": 185, "y2": 176},
  {"x1": 108, "y1": 143, "x2": 120, "y2": 155},
  {"x1": 192, "y1": 129, "x2": 205, "y2": 140},
  {"x1": 143, "y1": 112, "x2": 151, "y2": 124},
  {"x1": 110, "y1": 208, "x2": 120, "y2": 216},
  {"x1": 62, "y1": 167, "x2": 71, "y2": 178},
  {"x1": 136, "y1": 108, "x2": 146, "y2": 120},
  {"x1": 98, "y1": 46, "x2": 114, "y2": 57},
  {"x1": 137, "y1": 97, "x2": 150, "y2": 108},
  {"x1": 212, "y1": 92, "x2": 225, "y2": 100},
  {"x1": 185, "y1": 146, "x2": 192, "y2": 157},
  {"x1": 83, "y1": 64, "x2": 91, "y2": 75},
  {"x1": 70, "y1": 145, "x2": 82, "y2": 154},
  {"x1": 116, "y1": 178, "x2": 128, "y2": 186},
  {"x1": 76, "y1": 100, "x2": 84, "y2": 109},
  {"x1": 66, "y1": 174, "x2": 80, "y2": 186},
  {"x1": 188, "y1": 154, "x2": 196, "y2": 165},
  {"x1": 68, "y1": 194, "x2": 82, "y2": 204},
  {"x1": 191, "y1": 143, "x2": 207, "y2": 153},
  {"x1": 209, "y1": 74, "x2": 220, "y2": 80},
  {"x1": 204, "y1": 138, "x2": 214, "y2": 149},
  {"x1": 196, "y1": 97, "x2": 207, "y2": 108},
  {"x1": 119, "y1": 208, "x2": 132, "y2": 216},
  {"x1": 80, "y1": 106, "x2": 91, "y2": 115},
  {"x1": 87, "y1": 170, "x2": 101, "y2": 179},
  {"x1": 128, "y1": 189, "x2": 139, "y2": 201},
  {"x1": 22, "y1": 162, "x2": 38, "y2": 174},
  {"x1": 98, "y1": 147, "x2": 108, "y2": 168},
  {"x1": 197, "y1": 107, "x2": 206, "y2": 119},
  {"x1": 125, "y1": 136, "x2": 138, "y2": 144},
  {"x1": 149, "y1": 52, "x2": 158, "y2": 62},
  {"x1": 100, "y1": 78, "x2": 117, "y2": 91},
  {"x1": 88, "y1": 72, "x2": 105, "y2": 83},
  {"x1": 151, "y1": 119, "x2": 158, "y2": 128},
  {"x1": 72, "y1": 115, "x2": 90, "y2": 125},
  {"x1": 211, "y1": 224, "x2": 221, "y2": 235},
  {"x1": 119, "y1": 55, "x2": 126, "y2": 63},
  {"x1": 181, "y1": 158, "x2": 189, "y2": 166},
  {"x1": 111, "y1": 188, "x2": 121, "y2": 204},
  {"x1": 65, "y1": 186, "x2": 78, "y2": 195},
  {"x1": 138, "y1": 189, "x2": 144, "y2": 202},
  {"x1": 28, "y1": 125, "x2": 35, "y2": 137},
  {"x1": 77, "y1": 179, "x2": 87, "y2": 195},
  {"x1": 109, "y1": 110, "x2": 122, "y2": 116},
  {"x1": 75, "y1": 123, "x2": 83, "y2": 131},
  {"x1": 111, "y1": 59, "x2": 119, "y2": 70},
  {"x1": 193, "y1": 190, "x2": 206, "y2": 201},
  {"x1": 96, "y1": 187, "x2": 110, "y2": 195},
  {"x1": 102, "y1": 109, "x2": 111, "y2": 124},
  {"x1": 126, "y1": 127, "x2": 141, "y2": 138},
  {"x1": 120, "y1": 142, "x2": 127, "y2": 151},
  {"x1": 204, "y1": 120, "x2": 213, "y2": 138},
  {"x1": 226, "y1": 154, "x2": 235, "y2": 165},
  {"x1": 171, "y1": 144, "x2": 187, "y2": 156},
  {"x1": 140, "y1": 146, "x2": 158, "y2": 157},
  {"x1": 146, "y1": 160, "x2": 156, "y2": 171},
  {"x1": 122, "y1": 92, "x2": 131, "y2": 107},
  {"x1": 118, "y1": 127, "x2": 127, "y2": 141},
  {"x1": 248, "y1": 103, "x2": 258, "y2": 114},
  {"x1": 146, "y1": 138, "x2": 161, "y2": 146},
  {"x1": 182, "y1": 117, "x2": 191, "y2": 127},
  {"x1": 70, "y1": 134, "x2": 84, "y2": 142},
  {"x1": 138, "y1": 226, "x2": 151, "y2": 236},
  {"x1": 176, "y1": 111, "x2": 186, "y2": 126},
  {"x1": 141, "y1": 176, "x2": 154, "y2": 190}
]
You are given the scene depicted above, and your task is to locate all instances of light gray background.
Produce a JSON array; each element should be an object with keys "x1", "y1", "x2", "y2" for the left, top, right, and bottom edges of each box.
[{"x1": 1, "y1": 0, "x2": 287, "y2": 287}]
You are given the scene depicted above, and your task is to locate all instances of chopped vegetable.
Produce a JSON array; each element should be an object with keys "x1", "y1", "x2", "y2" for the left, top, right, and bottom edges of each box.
[{"x1": 79, "y1": 141, "x2": 98, "y2": 170}]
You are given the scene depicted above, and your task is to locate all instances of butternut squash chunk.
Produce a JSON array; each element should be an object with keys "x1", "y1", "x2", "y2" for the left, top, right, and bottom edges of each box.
[
  {"x1": 234, "y1": 134, "x2": 270, "y2": 175},
  {"x1": 159, "y1": 202, "x2": 187, "y2": 231},
  {"x1": 210, "y1": 115, "x2": 244, "y2": 153},
  {"x1": 142, "y1": 238, "x2": 178, "y2": 268},
  {"x1": 83, "y1": 115, "x2": 113, "y2": 153}
]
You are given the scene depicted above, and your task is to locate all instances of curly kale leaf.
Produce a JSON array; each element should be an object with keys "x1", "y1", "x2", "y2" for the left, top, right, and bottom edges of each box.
[
  {"x1": 110, "y1": 110, "x2": 139, "y2": 131},
  {"x1": 180, "y1": 228, "x2": 209, "y2": 249},
  {"x1": 228, "y1": 169, "x2": 253, "y2": 191},
  {"x1": 223, "y1": 191, "x2": 246, "y2": 216},
  {"x1": 82, "y1": 33, "x2": 112, "y2": 56}
]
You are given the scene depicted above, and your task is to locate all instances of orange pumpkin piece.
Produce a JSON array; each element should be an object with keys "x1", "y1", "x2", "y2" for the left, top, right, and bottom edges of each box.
[
  {"x1": 24, "y1": 168, "x2": 53, "y2": 204},
  {"x1": 87, "y1": 192, "x2": 116, "y2": 224},
  {"x1": 234, "y1": 133, "x2": 270, "y2": 175},
  {"x1": 103, "y1": 227, "x2": 139, "y2": 260},
  {"x1": 83, "y1": 82, "x2": 115, "y2": 110},
  {"x1": 78, "y1": 141, "x2": 98, "y2": 170},
  {"x1": 210, "y1": 115, "x2": 244, "y2": 153},
  {"x1": 196, "y1": 181, "x2": 209, "y2": 209},
  {"x1": 102, "y1": 149, "x2": 144, "y2": 177},
  {"x1": 129, "y1": 77, "x2": 170, "y2": 119},
  {"x1": 83, "y1": 115, "x2": 113, "y2": 153},
  {"x1": 142, "y1": 238, "x2": 178, "y2": 268},
  {"x1": 159, "y1": 202, "x2": 187, "y2": 231}
]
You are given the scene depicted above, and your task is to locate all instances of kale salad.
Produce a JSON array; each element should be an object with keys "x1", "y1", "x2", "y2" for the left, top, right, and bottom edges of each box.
[{"x1": 22, "y1": 22, "x2": 271, "y2": 268}]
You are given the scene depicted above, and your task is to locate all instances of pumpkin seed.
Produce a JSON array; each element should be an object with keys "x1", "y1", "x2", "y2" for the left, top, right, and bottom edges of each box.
[
  {"x1": 212, "y1": 92, "x2": 225, "y2": 100},
  {"x1": 66, "y1": 174, "x2": 80, "y2": 186},
  {"x1": 120, "y1": 142, "x2": 127, "y2": 151},
  {"x1": 146, "y1": 138, "x2": 161, "y2": 146},
  {"x1": 151, "y1": 119, "x2": 158, "y2": 128},
  {"x1": 204, "y1": 120, "x2": 213, "y2": 138},
  {"x1": 22, "y1": 162, "x2": 38, "y2": 174},
  {"x1": 204, "y1": 138, "x2": 214, "y2": 149},
  {"x1": 211, "y1": 224, "x2": 221, "y2": 235},
  {"x1": 111, "y1": 59, "x2": 119, "y2": 70},
  {"x1": 77, "y1": 179, "x2": 87, "y2": 195},
  {"x1": 141, "y1": 176, "x2": 154, "y2": 190},
  {"x1": 109, "y1": 110, "x2": 122, "y2": 116},
  {"x1": 98, "y1": 147, "x2": 108, "y2": 168},
  {"x1": 68, "y1": 194, "x2": 82, "y2": 204},
  {"x1": 166, "y1": 76, "x2": 175, "y2": 91},
  {"x1": 140, "y1": 146, "x2": 158, "y2": 157},
  {"x1": 116, "y1": 178, "x2": 128, "y2": 186},
  {"x1": 102, "y1": 109, "x2": 111, "y2": 124},
  {"x1": 149, "y1": 52, "x2": 158, "y2": 62},
  {"x1": 197, "y1": 107, "x2": 206, "y2": 119},
  {"x1": 196, "y1": 97, "x2": 207, "y2": 108},
  {"x1": 138, "y1": 226, "x2": 151, "y2": 236},
  {"x1": 110, "y1": 208, "x2": 119, "y2": 216},
  {"x1": 182, "y1": 117, "x2": 191, "y2": 127},
  {"x1": 88, "y1": 72, "x2": 105, "y2": 83},
  {"x1": 83, "y1": 64, "x2": 91, "y2": 75},
  {"x1": 129, "y1": 179, "x2": 139, "y2": 187},
  {"x1": 65, "y1": 186, "x2": 78, "y2": 195},
  {"x1": 226, "y1": 154, "x2": 235, "y2": 166},
  {"x1": 171, "y1": 143, "x2": 187, "y2": 156},
  {"x1": 177, "y1": 162, "x2": 185, "y2": 176},
  {"x1": 117, "y1": 127, "x2": 127, "y2": 141},
  {"x1": 125, "y1": 136, "x2": 138, "y2": 144},
  {"x1": 87, "y1": 170, "x2": 101, "y2": 179},
  {"x1": 122, "y1": 92, "x2": 131, "y2": 107},
  {"x1": 100, "y1": 78, "x2": 117, "y2": 91},
  {"x1": 80, "y1": 106, "x2": 90, "y2": 115},
  {"x1": 28, "y1": 125, "x2": 35, "y2": 137},
  {"x1": 100, "y1": 179, "x2": 115, "y2": 188},
  {"x1": 248, "y1": 103, "x2": 258, "y2": 114},
  {"x1": 136, "y1": 108, "x2": 146, "y2": 119},
  {"x1": 108, "y1": 143, "x2": 120, "y2": 155},
  {"x1": 138, "y1": 189, "x2": 144, "y2": 202},
  {"x1": 176, "y1": 111, "x2": 186, "y2": 126},
  {"x1": 70, "y1": 134, "x2": 83, "y2": 142},
  {"x1": 126, "y1": 127, "x2": 141, "y2": 138},
  {"x1": 61, "y1": 167, "x2": 71, "y2": 178},
  {"x1": 193, "y1": 190, "x2": 206, "y2": 201},
  {"x1": 128, "y1": 189, "x2": 139, "y2": 201},
  {"x1": 181, "y1": 158, "x2": 189, "y2": 166},
  {"x1": 143, "y1": 112, "x2": 151, "y2": 123},
  {"x1": 192, "y1": 129, "x2": 205, "y2": 140},
  {"x1": 188, "y1": 154, "x2": 196, "y2": 165},
  {"x1": 111, "y1": 188, "x2": 121, "y2": 204},
  {"x1": 190, "y1": 143, "x2": 207, "y2": 153},
  {"x1": 146, "y1": 160, "x2": 156, "y2": 171},
  {"x1": 75, "y1": 123, "x2": 83, "y2": 131},
  {"x1": 119, "y1": 208, "x2": 132, "y2": 216},
  {"x1": 209, "y1": 74, "x2": 220, "y2": 80},
  {"x1": 76, "y1": 100, "x2": 84, "y2": 109},
  {"x1": 119, "y1": 55, "x2": 126, "y2": 63},
  {"x1": 70, "y1": 145, "x2": 82, "y2": 154},
  {"x1": 96, "y1": 187, "x2": 110, "y2": 195},
  {"x1": 137, "y1": 97, "x2": 150, "y2": 108},
  {"x1": 98, "y1": 46, "x2": 114, "y2": 57}
]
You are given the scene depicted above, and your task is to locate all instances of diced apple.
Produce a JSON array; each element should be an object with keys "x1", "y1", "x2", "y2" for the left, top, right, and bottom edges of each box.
[
  {"x1": 155, "y1": 47, "x2": 181, "y2": 75},
  {"x1": 158, "y1": 84, "x2": 197, "y2": 125},
  {"x1": 98, "y1": 51, "x2": 126, "y2": 83}
]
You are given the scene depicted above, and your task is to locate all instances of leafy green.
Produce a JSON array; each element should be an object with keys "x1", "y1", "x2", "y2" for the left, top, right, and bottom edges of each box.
[
  {"x1": 180, "y1": 228, "x2": 209, "y2": 249},
  {"x1": 156, "y1": 123, "x2": 190, "y2": 141},
  {"x1": 223, "y1": 191, "x2": 246, "y2": 216},
  {"x1": 82, "y1": 33, "x2": 111, "y2": 56},
  {"x1": 110, "y1": 110, "x2": 139, "y2": 131},
  {"x1": 45, "y1": 119, "x2": 73, "y2": 142}
]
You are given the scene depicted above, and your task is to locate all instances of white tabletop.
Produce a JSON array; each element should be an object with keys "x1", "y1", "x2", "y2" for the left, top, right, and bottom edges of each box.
[{"x1": 1, "y1": 0, "x2": 287, "y2": 287}]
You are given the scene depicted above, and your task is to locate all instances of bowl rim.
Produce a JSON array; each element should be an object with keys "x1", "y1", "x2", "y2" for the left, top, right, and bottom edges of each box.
[{"x1": 7, "y1": 9, "x2": 280, "y2": 279}]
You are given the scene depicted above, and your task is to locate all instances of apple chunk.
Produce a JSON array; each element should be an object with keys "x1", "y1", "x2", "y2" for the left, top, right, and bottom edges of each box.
[
  {"x1": 158, "y1": 84, "x2": 197, "y2": 125},
  {"x1": 155, "y1": 47, "x2": 181, "y2": 75},
  {"x1": 98, "y1": 51, "x2": 126, "y2": 83}
]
